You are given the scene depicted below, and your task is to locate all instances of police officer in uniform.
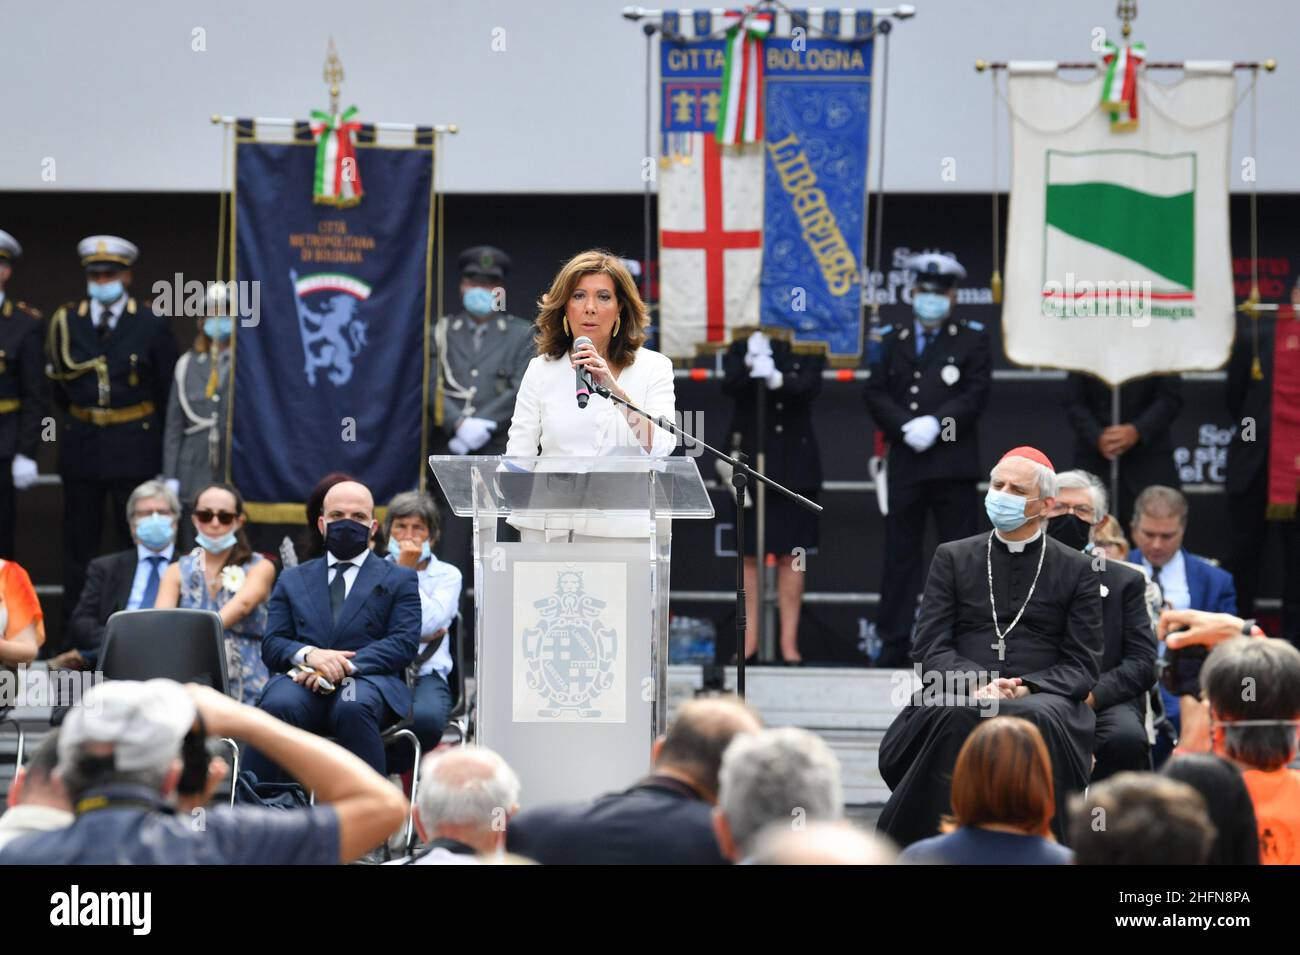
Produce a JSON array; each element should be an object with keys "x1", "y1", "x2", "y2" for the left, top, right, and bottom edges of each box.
[
  {"x1": 47, "y1": 236, "x2": 179, "y2": 630},
  {"x1": 430, "y1": 245, "x2": 534, "y2": 573},
  {"x1": 0, "y1": 231, "x2": 49, "y2": 558},
  {"x1": 864, "y1": 252, "x2": 992, "y2": 667}
]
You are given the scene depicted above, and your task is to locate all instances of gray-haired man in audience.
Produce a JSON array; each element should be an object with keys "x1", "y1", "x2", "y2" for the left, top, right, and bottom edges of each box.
[
  {"x1": 713, "y1": 726, "x2": 844, "y2": 863},
  {"x1": 399, "y1": 746, "x2": 521, "y2": 865}
]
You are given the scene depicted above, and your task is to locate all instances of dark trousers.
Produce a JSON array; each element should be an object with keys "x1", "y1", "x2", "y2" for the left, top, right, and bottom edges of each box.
[
  {"x1": 61, "y1": 474, "x2": 147, "y2": 634},
  {"x1": 242, "y1": 675, "x2": 397, "y2": 781},
  {"x1": 388, "y1": 671, "x2": 453, "y2": 775},
  {"x1": 1090, "y1": 701, "x2": 1150, "y2": 782},
  {"x1": 0, "y1": 456, "x2": 14, "y2": 559},
  {"x1": 1226, "y1": 468, "x2": 1300, "y2": 645},
  {"x1": 877, "y1": 477, "x2": 979, "y2": 658}
]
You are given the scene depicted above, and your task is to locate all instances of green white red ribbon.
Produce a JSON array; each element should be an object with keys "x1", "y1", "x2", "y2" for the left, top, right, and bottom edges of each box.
[
  {"x1": 716, "y1": 9, "x2": 773, "y2": 145},
  {"x1": 1100, "y1": 41, "x2": 1146, "y2": 132},
  {"x1": 310, "y1": 106, "x2": 364, "y2": 206}
]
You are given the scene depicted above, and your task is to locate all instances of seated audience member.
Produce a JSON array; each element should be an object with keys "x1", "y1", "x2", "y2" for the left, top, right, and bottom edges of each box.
[
  {"x1": 1091, "y1": 514, "x2": 1131, "y2": 563},
  {"x1": 713, "y1": 726, "x2": 843, "y2": 864},
  {"x1": 0, "y1": 554, "x2": 43, "y2": 669},
  {"x1": 396, "y1": 746, "x2": 520, "y2": 865},
  {"x1": 1129, "y1": 484, "x2": 1236, "y2": 758},
  {"x1": 49, "y1": 479, "x2": 179, "y2": 670},
  {"x1": 241, "y1": 480, "x2": 420, "y2": 781},
  {"x1": 1184, "y1": 635, "x2": 1300, "y2": 865},
  {"x1": 0, "y1": 731, "x2": 71, "y2": 850},
  {"x1": 899, "y1": 717, "x2": 1073, "y2": 865},
  {"x1": 296, "y1": 471, "x2": 357, "y2": 563},
  {"x1": 382, "y1": 492, "x2": 461, "y2": 764},
  {"x1": 155, "y1": 483, "x2": 277, "y2": 704},
  {"x1": 508, "y1": 696, "x2": 762, "y2": 864},
  {"x1": 751, "y1": 821, "x2": 895, "y2": 865},
  {"x1": 1049, "y1": 469, "x2": 1157, "y2": 781},
  {"x1": 1069, "y1": 773, "x2": 1216, "y2": 865},
  {"x1": 0, "y1": 680, "x2": 406, "y2": 864},
  {"x1": 1162, "y1": 755, "x2": 1260, "y2": 865}
]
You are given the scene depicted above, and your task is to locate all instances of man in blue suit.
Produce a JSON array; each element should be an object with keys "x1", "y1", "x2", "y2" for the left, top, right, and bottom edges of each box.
[
  {"x1": 1128, "y1": 485, "x2": 1237, "y2": 763},
  {"x1": 244, "y1": 480, "x2": 421, "y2": 780}
]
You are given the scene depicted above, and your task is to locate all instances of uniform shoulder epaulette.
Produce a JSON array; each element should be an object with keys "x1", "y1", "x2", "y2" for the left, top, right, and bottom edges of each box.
[{"x1": 963, "y1": 319, "x2": 985, "y2": 331}]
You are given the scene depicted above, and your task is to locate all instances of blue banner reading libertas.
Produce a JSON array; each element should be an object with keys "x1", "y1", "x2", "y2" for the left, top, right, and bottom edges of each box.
[
  {"x1": 230, "y1": 139, "x2": 433, "y2": 522},
  {"x1": 761, "y1": 36, "x2": 873, "y2": 360}
]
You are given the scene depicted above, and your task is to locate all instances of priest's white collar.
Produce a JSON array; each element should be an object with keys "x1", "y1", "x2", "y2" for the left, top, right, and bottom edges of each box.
[{"x1": 994, "y1": 524, "x2": 1044, "y2": 553}]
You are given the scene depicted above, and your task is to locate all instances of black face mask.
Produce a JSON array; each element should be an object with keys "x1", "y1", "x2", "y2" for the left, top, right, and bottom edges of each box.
[
  {"x1": 1047, "y1": 513, "x2": 1092, "y2": 551},
  {"x1": 324, "y1": 518, "x2": 371, "y2": 560}
]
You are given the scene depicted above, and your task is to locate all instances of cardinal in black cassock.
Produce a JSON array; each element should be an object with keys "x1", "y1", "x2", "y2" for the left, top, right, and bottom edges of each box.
[{"x1": 877, "y1": 447, "x2": 1104, "y2": 847}]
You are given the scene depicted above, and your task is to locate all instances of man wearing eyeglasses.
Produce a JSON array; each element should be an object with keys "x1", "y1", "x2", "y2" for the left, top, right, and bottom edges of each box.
[
  {"x1": 1048, "y1": 470, "x2": 1158, "y2": 780},
  {"x1": 48, "y1": 479, "x2": 180, "y2": 670}
]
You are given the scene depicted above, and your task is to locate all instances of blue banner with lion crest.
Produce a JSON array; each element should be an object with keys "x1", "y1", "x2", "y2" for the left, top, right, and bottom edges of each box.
[{"x1": 231, "y1": 137, "x2": 432, "y2": 521}]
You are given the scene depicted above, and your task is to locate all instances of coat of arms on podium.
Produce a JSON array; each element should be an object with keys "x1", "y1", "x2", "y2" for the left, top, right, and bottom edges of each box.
[{"x1": 514, "y1": 564, "x2": 627, "y2": 723}]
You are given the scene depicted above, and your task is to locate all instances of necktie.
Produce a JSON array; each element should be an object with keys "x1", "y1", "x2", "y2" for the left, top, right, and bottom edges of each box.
[
  {"x1": 1151, "y1": 564, "x2": 1166, "y2": 607},
  {"x1": 330, "y1": 563, "x2": 349, "y2": 623},
  {"x1": 140, "y1": 556, "x2": 164, "y2": 608},
  {"x1": 916, "y1": 328, "x2": 936, "y2": 358}
]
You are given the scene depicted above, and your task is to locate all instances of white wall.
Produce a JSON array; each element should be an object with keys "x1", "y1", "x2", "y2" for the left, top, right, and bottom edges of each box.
[{"x1": 5, "y1": 0, "x2": 1297, "y2": 193}]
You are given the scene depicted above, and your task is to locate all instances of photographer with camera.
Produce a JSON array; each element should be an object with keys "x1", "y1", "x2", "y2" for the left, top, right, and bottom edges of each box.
[{"x1": 0, "y1": 679, "x2": 406, "y2": 864}]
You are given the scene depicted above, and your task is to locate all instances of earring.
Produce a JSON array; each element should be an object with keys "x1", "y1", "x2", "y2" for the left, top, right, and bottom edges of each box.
[
  {"x1": 613, "y1": 316, "x2": 621, "y2": 338},
  {"x1": 563, "y1": 316, "x2": 571, "y2": 337}
]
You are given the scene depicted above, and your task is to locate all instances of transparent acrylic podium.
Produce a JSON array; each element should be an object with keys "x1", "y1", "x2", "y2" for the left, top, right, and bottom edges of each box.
[{"x1": 428, "y1": 455, "x2": 713, "y2": 806}]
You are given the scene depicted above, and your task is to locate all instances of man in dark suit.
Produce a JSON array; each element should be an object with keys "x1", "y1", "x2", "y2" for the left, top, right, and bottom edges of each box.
[
  {"x1": 242, "y1": 480, "x2": 421, "y2": 779},
  {"x1": 47, "y1": 479, "x2": 180, "y2": 671},
  {"x1": 1224, "y1": 304, "x2": 1299, "y2": 645},
  {"x1": 1050, "y1": 470, "x2": 1158, "y2": 780},
  {"x1": 506, "y1": 696, "x2": 761, "y2": 865},
  {"x1": 1063, "y1": 372, "x2": 1183, "y2": 528},
  {"x1": 864, "y1": 252, "x2": 992, "y2": 667}
]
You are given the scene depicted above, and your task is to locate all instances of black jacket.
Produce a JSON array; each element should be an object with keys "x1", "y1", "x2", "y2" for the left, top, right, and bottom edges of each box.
[
  {"x1": 0, "y1": 298, "x2": 48, "y2": 459},
  {"x1": 721, "y1": 337, "x2": 824, "y2": 491},
  {"x1": 1064, "y1": 373, "x2": 1182, "y2": 501},
  {"x1": 67, "y1": 549, "x2": 139, "y2": 664},
  {"x1": 506, "y1": 775, "x2": 728, "y2": 865},
  {"x1": 1092, "y1": 558, "x2": 1158, "y2": 712},
  {"x1": 1224, "y1": 314, "x2": 1273, "y2": 496},
  {"x1": 46, "y1": 297, "x2": 178, "y2": 480},
  {"x1": 864, "y1": 317, "x2": 992, "y2": 482}
]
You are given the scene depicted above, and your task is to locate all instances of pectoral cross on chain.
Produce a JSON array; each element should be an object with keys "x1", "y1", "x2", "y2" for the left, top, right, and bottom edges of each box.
[{"x1": 991, "y1": 638, "x2": 1007, "y2": 661}]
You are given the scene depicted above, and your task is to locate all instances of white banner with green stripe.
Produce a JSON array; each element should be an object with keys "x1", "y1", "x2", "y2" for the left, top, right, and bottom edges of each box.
[{"x1": 1003, "y1": 62, "x2": 1235, "y2": 385}]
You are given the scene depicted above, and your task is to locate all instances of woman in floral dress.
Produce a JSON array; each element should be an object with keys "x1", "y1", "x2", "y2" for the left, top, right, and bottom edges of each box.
[{"x1": 155, "y1": 483, "x2": 277, "y2": 704}]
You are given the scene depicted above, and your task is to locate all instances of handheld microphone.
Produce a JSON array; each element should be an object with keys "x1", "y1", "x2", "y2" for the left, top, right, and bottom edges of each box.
[{"x1": 574, "y1": 335, "x2": 593, "y2": 408}]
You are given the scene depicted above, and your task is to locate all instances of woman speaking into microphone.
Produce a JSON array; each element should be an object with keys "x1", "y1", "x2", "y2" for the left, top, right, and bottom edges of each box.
[{"x1": 505, "y1": 249, "x2": 676, "y2": 542}]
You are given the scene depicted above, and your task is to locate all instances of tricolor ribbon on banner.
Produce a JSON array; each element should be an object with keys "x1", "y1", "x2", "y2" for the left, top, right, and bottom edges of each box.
[
  {"x1": 309, "y1": 105, "x2": 364, "y2": 206},
  {"x1": 716, "y1": 10, "x2": 773, "y2": 145},
  {"x1": 1100, "y1": 41, "x2": 1147, "y2": 132}
]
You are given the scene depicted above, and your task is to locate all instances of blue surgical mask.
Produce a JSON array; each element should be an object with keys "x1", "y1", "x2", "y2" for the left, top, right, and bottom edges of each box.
[
  {"x1": 88, "y1": 280, "x2": 125, "y2": 304},
  {"x1": 135, "y1": 513, "x2": 175, "y2": 551},
  {"x1": 463, "y1": 286, "x2": 496, "y2": 317},
  {"x1": 388, "y1": 535, "x2": 431, "y2": 563},
  {"x1": 985, "y1": 489, "x2": 1041, "y2": 533},
  {"x1": 196, "y1": 530, "x2": 238, "y2": 554},
  {"x1": 913, "y1": 291, "x2": 951, "y2": 325},
  {"x1": 203, "y1": 316, "x2": 233, "y2": 341}
]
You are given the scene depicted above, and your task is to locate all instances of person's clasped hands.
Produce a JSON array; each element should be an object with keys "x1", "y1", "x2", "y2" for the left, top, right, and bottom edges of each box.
[
  {"x1": 901, "y1": 415, "x2": 941, "y2": 453},
  {"x1": 744, "y1": 330, "x2": 782, "y2": 390},
  {"x1": 449, "y1": 415, "x2": 497, "y2": 454}
]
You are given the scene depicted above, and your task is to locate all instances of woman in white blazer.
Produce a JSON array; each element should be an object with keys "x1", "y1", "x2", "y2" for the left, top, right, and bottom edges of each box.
[{"x1": 505, "y1": 250, "x2": 676, "y2": 540}]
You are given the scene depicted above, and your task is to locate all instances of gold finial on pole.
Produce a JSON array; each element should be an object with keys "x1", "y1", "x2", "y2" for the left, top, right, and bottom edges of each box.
[
  {"x1": 974, "y1": 59, "x2": 988, "y2": 72},
  {"x1": 1117, "y1": 0, "x2": 1137, "y2": 39},
  {"x1": 1264, "y1": 58, "x2": 1277, "y2": 71},
  {"x1": 323, "y1": 38, "x2": 344, "y2": 114}
]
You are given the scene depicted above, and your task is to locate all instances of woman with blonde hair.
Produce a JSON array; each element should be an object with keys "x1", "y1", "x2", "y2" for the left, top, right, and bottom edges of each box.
[{"x1": 505, "y1": 250, "x2": 676, "y2": 541}]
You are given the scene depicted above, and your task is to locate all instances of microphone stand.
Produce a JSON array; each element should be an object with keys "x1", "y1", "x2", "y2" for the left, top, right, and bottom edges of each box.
[{"x1": 584, "y1": 371, "x2": 821, "y2": 699}]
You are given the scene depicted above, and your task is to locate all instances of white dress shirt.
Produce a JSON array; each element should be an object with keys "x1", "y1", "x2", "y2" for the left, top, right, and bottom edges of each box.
[
  {"x1": 292, "y1": 551, "x2": 369, "y2": 671},
  {"x1": 410, "y1": 553, "x2": 461, "y2": 680},
  {"x1": 127, "y1": 543, "x2": 175, "y2": 610},
  {"x1": 504, "y1": 347, "x2": 677, "y2": 538},
  {"x1": 1141, "y1": 549, "x2": 1190, "y2": 610}
]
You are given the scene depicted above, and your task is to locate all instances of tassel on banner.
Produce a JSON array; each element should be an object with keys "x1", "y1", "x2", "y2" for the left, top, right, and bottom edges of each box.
[
  {"x1": 309, "y1": 105, "x2": 365, "y2": 206},
  {"x1": 716, "y1": 9, "x2": 773, "y2": 146},
  {"x1": 1101, "y1": 40, "x2": 1147, "y2": 132}
]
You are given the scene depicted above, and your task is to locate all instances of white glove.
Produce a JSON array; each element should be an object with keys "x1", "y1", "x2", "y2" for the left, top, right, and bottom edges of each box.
[
  {"x1": 455, "y1": 417, "x2": 497, "y2": 452},
  {"x1": 163, "y1": 477, "x2": 181, "y2": 500},
  {"x1": 901, "y1": 415, "x2": 941, "y2": 453},
  {"x1": 448, "y1": 436, "x2": 470, "y2": 455},
  {"x1": 765, "y1": 368, "x2": 783, "y2": 390},
  {"x1": 746, "y1": 330, "x2": 773, "y2": 358},
  {"x1": 749, "y1": 353, "x2": 776, "y2": 380},
  {"x1": 11, "y1": 454, "x2": 37, "y2": 490}
]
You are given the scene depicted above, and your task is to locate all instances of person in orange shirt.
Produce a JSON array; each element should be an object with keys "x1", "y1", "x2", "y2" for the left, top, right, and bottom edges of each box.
[
  {"x1": 0, "y1": 557, "x2": 43, "y2": 667},
  {"x1": 1162, "y1": 610, "x2": 1300, "y2": 866}
]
